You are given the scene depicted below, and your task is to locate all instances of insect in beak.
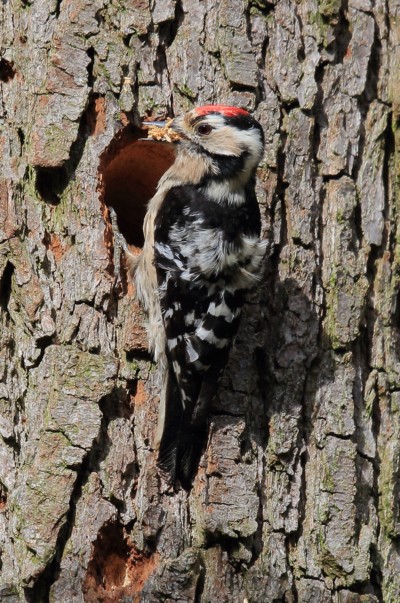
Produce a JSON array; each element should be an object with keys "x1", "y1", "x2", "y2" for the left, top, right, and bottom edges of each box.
[
  {"x1": 141, "y1": 121, "x2": 168, "y2": 128},
  {"x1": 141, "y1": 119, "x2": 182, "y2": 143}
]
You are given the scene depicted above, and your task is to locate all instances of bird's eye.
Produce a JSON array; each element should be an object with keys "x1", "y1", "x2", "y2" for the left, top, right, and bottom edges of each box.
[{"x1": 196, "y1": 123, "x2": 213, "y2": 136}]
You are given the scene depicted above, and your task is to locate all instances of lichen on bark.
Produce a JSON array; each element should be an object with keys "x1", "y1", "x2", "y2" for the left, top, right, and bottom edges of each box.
[{"x1": 0, "y1": 0, "x2": 400, "y2": 601}]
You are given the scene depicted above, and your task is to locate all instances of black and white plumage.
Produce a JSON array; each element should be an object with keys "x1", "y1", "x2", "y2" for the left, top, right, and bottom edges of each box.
[{"x1": 133, "y1": 105, "x2": 266, "y2": 488}]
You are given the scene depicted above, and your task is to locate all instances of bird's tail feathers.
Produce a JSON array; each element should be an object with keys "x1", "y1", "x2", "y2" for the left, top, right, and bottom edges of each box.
[{"x1": 157, "y1": 370, "x2": 207, "y2": 489}]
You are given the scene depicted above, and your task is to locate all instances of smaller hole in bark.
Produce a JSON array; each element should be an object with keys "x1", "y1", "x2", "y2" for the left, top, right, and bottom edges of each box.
[
  {"x1": 17, "y1": 127, "x2": 25, "y2": 148},
  {"x1": 100, "y1": 386, "x2": 134, "y2": 420},
  {"x1": 100, "y1": 125, "x2": 175, "y2": 248},
  {"x1": 297, "y1": 46, "x2": 305, "y2": 62},
  {"x1": 126, "y1": 378, "x2": 138, "y2": 396},
  {"x1": 0, "y1": 485, "x2": 7, "y2": 511},
  {"x1": 35, "y1": 166, "x2": 68, "y2": 205},
  {"x1": 0, "y1": 262, "x2": 15, "y2": 312},
  {"x1": 123, "y1": 35, "x2": 132, "y2": 48},
  {"x1": 0, "y1": 58, "x2": 16, "y2": 83},
  {"x1": 394, "y1": 288, "x2": 400, "y2": 328},
  {"x1": 86, "y1": 47, "x2": 95, "y2": 87}
]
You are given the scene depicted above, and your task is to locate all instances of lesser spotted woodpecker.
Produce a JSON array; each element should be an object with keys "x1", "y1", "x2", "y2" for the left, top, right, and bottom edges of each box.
[{"x1": 133, "y1": 105, "x2": 266, "y2": 488}]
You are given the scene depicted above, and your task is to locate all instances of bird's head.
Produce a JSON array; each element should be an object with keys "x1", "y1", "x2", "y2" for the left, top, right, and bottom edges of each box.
[
  {"x1": 144, "y1": 105, "x2": 264, "y2": 181},
  {"x1": 175, "y1": 105, "x2": 264, "y2": 162}
]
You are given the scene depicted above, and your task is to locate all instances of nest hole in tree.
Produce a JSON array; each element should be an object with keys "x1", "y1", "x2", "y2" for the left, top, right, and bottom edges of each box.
[
  {"x1": 100, "y1": 125, "x2": 176, "y2": 249},
  {"x1": 83, "y1": 521, "x2": 159, "y2": 601}
]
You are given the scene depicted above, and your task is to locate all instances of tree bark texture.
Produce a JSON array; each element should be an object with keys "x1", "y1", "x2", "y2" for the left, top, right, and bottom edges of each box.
[{"x1": 0, "y1": 0, "x2": 399, "y2": 601}]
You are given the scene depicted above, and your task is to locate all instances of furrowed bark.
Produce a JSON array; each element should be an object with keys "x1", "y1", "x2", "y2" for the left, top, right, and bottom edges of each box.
[{"x1": 0, "y1": 0, "x2": 399, "y2": 601}]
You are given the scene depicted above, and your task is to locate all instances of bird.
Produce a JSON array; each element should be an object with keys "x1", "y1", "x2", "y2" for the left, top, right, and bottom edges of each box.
[{"x1": 132, "y1": 105, "x2": 266, "y2": 488}]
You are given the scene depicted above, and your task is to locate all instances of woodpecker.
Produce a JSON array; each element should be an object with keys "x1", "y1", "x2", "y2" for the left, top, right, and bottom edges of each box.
[{"x1": 133, "y1": 105, "x2": 266, "y2": 488}]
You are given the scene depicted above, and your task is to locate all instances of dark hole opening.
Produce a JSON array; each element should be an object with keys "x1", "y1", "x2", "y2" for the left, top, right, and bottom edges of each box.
[
  {"x1": 35, "y1": 166, "x2": 69, "y2": 205},
  {"x1": 0, "y1": 58, "x2": 16, "y2": 83},
  {"x1": 100, "y1": 126, "x2": 175, "y2": 248},
  {"x1": 0, "y1": 261, "x2": 15, "y2": 312},
  {"x1": 84, "y1": 522, "x2": 130, "y2": 592}
]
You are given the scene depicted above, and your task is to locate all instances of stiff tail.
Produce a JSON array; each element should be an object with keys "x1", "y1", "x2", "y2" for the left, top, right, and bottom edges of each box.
[{"x1": 157, "y1": 370, "x2": 207, "y2": 489}]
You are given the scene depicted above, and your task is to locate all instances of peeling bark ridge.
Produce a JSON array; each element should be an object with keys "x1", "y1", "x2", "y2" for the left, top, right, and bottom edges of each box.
[{"x1": 0, "y1": 0, "x2": 399, "y2": 601}]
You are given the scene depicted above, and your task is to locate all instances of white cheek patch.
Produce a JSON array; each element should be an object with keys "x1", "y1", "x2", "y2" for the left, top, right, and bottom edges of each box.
[{"x1": 199, "y1": 122, "x2": 263, "y2": 165}]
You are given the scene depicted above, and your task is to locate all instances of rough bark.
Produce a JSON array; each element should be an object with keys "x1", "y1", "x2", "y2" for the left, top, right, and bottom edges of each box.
[{"x1": 0, "y1": 0, "x2": 399, "y2": 601}]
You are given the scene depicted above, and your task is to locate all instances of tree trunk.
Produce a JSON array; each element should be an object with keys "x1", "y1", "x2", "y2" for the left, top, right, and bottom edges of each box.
[{"x1": 1, "y1": 0, "x2": 399, "y2": 601}]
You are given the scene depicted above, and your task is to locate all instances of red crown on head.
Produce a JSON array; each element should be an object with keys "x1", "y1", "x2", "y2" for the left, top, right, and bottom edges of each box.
[{"x1": 194, "y1": 105, "x2": 249, "y2": 118}]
